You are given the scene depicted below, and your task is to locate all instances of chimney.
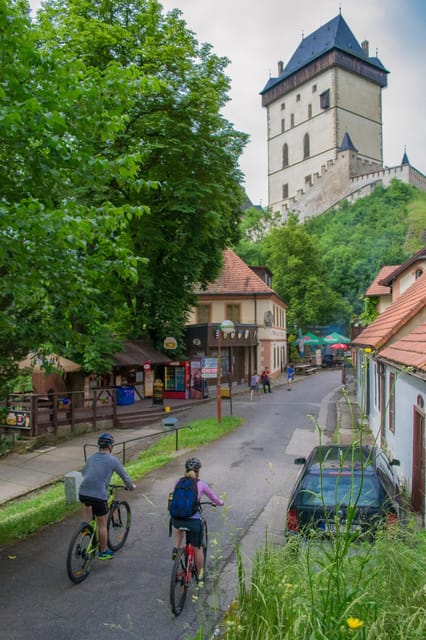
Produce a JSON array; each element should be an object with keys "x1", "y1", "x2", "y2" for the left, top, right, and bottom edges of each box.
[
  {"x1": 278, "y1": 60, "x2": 284, "y2": 75},
  {"x1": 361, "y1": 40, "x2": 369, "y2": 56}
]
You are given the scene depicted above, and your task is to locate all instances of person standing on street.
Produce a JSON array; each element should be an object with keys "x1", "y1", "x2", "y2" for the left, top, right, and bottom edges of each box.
[
  {"x1": 79, "y1": 433, "x2": 136, "y2": 560},
  {"x1": 287, "y1": 364, "x2": 295, "y2": 391},
  {"x1": 250, "y1": 372, "x2": 260, "y2": 400},
  {"x1": 261, "y1": 369, "x2": 271, "y2": 393}
]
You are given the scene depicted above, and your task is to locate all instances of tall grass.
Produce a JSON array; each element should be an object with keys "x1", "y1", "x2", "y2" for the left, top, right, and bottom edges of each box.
[{"x1": 222, "y1": 522, "x2": 426, "y2": 639}]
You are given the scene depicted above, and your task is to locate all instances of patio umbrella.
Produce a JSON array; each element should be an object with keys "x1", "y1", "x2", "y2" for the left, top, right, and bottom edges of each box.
[
  {"x1": 293, "y1": 332, "x2": 323, "y2": 346},
  {"x1": 322, "y1": 331, "x2": 350, "y2": 345},
  {"x1": 331, "y1": 343, "x2": 348, "y2": 350}
]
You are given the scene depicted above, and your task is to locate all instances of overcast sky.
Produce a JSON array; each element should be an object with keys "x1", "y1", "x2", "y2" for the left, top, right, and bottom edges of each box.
[{"x1": 29, "y1": 0, "x2": 426, "y2": 206}]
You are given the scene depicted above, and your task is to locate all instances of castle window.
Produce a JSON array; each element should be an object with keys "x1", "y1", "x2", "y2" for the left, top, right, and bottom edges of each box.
[
  {"x1": 303, "y1": 133, "x2": 310, "y2": 159},
  {"x1": 308, "y1": 104, "x2": 312, "y2": 119},
  {"x1": 290, "y1": 113, "x2": 294, "y2": 128},
  {"x1": 312, "y1": 84, "x2": 317, "y2": 92},
  {"x1": 296, "y1": 94, "x2": 301, "y2": 102},
  {"x1": 320, "y1": 89, "x2": 330, "y2": 109},
  {"x1": 282, "y1": 143, "x2": 289, "y2": 168},
  {"x1": 282, "y1": 184, "x2": 289, "y2": 199},
  {"x1": 281, "y1": 102, "x2": 286, "y2": 110},
  {"x1": 305, "y1": 175, "x2": 312, "y2": 186},
  {"x1": 281, "y1": 118, "x2": 285, "y2": 133}
]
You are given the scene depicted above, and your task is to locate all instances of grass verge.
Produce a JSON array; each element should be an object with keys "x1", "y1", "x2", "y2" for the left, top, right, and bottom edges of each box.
[
  {"x1": 0, "y1": 416, "x2": 242, "y2": 547},
  {"x1": 222, "y1": 523, "x2": 426, "y2": 640}
]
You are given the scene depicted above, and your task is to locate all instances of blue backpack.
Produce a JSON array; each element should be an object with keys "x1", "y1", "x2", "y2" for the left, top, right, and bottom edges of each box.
[{"x1": 169, "y1": 477, "x2": 199, "y2": 518}]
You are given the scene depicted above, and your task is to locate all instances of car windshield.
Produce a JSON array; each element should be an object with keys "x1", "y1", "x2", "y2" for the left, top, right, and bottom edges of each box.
[{"x1": 299, "y1": 472, "x2": 380, "y2": 507}]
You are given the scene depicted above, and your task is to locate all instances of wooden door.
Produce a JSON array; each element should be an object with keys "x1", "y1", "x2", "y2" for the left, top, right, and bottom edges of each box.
[{"x1": 411, "y1": 406, "x2": 425, "y2": 516}]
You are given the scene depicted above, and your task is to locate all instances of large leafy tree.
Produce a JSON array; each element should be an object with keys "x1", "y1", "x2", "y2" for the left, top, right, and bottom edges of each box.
[
  {"x1": 35, "y1": 0, "x2": 248, "y2": 350},
  {"x1": 264, "y1": 214, "x2": 350, "y2": 330}
]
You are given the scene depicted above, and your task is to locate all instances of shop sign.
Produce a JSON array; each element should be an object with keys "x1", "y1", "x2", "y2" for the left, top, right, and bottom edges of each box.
[
  {"x1": 163, "y1": 336, "x2": 177, "y2": 350},
  {"x1": 4, "y1": 410, "x2": 31, "y2": 430},
  {"x1": 201, "y1": 357, "x2": 218, "y2": 379}
]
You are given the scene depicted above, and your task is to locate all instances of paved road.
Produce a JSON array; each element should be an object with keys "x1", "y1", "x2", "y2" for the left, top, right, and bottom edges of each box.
[{"x1": 0, "y1": 370, "x2": 341, "y2": 640}]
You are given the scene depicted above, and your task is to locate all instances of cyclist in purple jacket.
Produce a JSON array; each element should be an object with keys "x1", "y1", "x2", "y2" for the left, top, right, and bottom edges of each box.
[{"x1": 171, "y1": 457, "x2": 223, "y2": 579}]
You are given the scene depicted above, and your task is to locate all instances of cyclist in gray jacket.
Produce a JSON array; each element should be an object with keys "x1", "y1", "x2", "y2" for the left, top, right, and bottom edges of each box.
[{"x1": 79, "y1": 433, "x2": 135, "y2": 560}]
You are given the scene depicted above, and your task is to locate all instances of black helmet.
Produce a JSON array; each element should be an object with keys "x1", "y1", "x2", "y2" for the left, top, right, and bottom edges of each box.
[
  {"x1": 185, "y1": 457, "x2": 201, "y2": 472},
  {"x1": 98, "y1": 433, "x2": 114, "y2": 448}
]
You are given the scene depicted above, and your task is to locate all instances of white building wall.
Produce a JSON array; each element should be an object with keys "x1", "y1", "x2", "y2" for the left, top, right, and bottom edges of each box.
[{"x1": 383, "y1": 369, "x2": 426, "y2": 493}]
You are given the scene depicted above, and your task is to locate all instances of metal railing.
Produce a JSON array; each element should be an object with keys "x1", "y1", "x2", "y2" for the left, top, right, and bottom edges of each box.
[{"x1": 83, "y1": 423, "x2": 193, "y2": 464}]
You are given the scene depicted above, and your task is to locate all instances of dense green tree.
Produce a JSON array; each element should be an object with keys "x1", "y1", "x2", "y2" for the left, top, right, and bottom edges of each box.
[
  {"x1": 264, "y1": 214, "x2": 350, "y2": 330},
  {"x1": 233, "y1": 205, "x2": 280, "y2": 266},
  {"x1": 35, "y1": 0, "x2": 248, "y2": 351},
  {"x1": 0, "y1": 0, "x2": 246, "y2": 398}
]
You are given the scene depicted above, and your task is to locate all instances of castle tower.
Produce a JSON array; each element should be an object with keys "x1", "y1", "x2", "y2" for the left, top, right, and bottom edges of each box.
[{"x1": 261, "y1": 13, "x2": 388, "y2": 217}]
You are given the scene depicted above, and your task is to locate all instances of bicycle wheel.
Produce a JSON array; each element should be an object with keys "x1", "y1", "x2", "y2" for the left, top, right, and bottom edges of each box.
[
  {"x1": 170, "y1": 548, "x2": 189, "y2": 616},
  {"x1": 107, "y1": 500, "x2": 131, "y2": 551},
  {"x1": 66, "y1": 523, "x2": 96, "y2": 584}
]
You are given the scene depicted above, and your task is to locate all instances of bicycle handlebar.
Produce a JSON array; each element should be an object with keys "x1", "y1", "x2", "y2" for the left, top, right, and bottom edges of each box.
[{"x1": 109, "y1": 483, "x2": 128, "y2": 491}]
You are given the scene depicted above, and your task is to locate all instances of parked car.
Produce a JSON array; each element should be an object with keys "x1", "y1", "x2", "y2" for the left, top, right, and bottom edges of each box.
[
  {"x1": 286, "y1": 444, "x2": 401, "y2": 538},
  {"x1": 321, "y1": 354, "x2": 335, "y2": 368}
]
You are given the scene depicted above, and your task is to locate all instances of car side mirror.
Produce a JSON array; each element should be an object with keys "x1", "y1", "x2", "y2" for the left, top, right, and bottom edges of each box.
[
  {"x1": 391, "y1": 458, "x2": 400, "y2": 466},
  {"x1": 294, "y1": 457, "x2": 306, "y2": 465}
]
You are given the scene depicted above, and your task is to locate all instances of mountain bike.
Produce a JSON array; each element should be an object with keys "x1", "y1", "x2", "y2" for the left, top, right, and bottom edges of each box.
[
  {"x1": 66, "y1": 484, "x2": 131, "y2": 584},
  {"x1": 169, "y1": 502, "x2": 214, "y2": 616}
]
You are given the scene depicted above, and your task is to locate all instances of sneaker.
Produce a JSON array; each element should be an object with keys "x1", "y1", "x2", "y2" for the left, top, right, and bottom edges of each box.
[
  {"x1": 98, "y1": 549, "x2": 114, "y2": 561},
  {"x1": 172, "y1": 547, "x2": 178, "y2": 560}
]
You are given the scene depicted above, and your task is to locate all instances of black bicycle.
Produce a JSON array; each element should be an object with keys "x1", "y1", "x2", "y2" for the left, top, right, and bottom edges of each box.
[
  {"x1": 66, "y1": 484, "x2": 131, "y2": 584},
  {"x1": 169, "y1": 502, "x2": 214, "y2": 616}
]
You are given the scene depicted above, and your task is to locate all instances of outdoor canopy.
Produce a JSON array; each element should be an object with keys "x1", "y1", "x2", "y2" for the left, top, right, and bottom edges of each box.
[
  {"x1": 293, "y1": 331, "x2": 324, "y2": 346},
  {"x1": 322, "y1": 331, "x2": 350, "y2": 345},
  {"x1": 18, "y1": 353, "x2": 81, "y2": 373}
]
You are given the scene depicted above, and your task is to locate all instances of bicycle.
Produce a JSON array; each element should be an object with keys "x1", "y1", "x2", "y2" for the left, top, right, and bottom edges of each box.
[
  {"x1": 169, "y1": 502, "x2": 214, "y2": 616},
  {"x1": 66, "y1": 484, "x2": 131, "y2": 584}
]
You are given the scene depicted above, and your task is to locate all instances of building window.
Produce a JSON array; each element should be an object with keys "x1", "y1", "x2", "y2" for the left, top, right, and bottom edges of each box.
[
  {"x1": 282, "y1": 143, "x2": 289, "y2": 168},
  {"x1": 320, "y1": 89, "x2": 330, "y2": 109},
  {"x1": 281, "y1": 102, "x2": 286, "y2": 110},
  {"x1": 296, "y1": 94, "x2": 300, "y2": 102},
  {"x1": 312, "y1": 84, "x2": 317, "y2": 92},
  {"x1": 388, "y1": 372, "x2": 395, "y2": 433},
  {"x1": 415, "y1": 268, "x2": 423, "y2": 279},
  {"x1": 197, "y1": 304, "x2": 211, "y2": 323},
  {"x1": 304, "y1": 175, "x2": 312, "y2": 187},
  {"x1": 308, "y1": 104, "x2": 312, "y2": 119},
  {"x1": 303, "y1": 133, "x2": 310, "y2": 158},
  {"x1": 290, "y1": 113, "x2": 294, "y2": 128},
  {"x1": 281, "y1": 118, "x2": 285, "y2": 133},
  {"x1": 226, "y1": 304, "x2": 240, "y2": 323},
  {"x1": 282, "y1": 183, "x2": 289, "y2": 199}
]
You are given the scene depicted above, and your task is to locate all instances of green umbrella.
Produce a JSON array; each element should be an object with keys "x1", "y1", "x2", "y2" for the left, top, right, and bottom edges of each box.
[
  {"x1": 293, "y1": 332, "x2": 324, "y2": 346},
  {"x1": 322, "y1": 331, "x2": 350, "y2": 345}
]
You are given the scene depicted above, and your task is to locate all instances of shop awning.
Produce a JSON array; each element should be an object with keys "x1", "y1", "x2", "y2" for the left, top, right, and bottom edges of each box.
[{"x1": 113, "y1": 340, "x2": 170, "y2": 366}]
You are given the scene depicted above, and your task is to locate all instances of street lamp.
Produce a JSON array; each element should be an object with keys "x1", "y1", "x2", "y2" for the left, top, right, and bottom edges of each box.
[{"x1": 216, "y1": 319, "x2": 234, "y2": 424}]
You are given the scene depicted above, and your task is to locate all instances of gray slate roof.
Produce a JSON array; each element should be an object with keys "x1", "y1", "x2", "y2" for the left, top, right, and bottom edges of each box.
[{"x1": 261, "y1": 13, "x2": 388, "y2": 94}]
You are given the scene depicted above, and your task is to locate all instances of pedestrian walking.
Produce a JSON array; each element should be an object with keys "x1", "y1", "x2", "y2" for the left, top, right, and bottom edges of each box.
[
  {"x1": 249, "y1": 372, "x2": 260, "y2": 400},
  {"x1": 287, "y1": 364, "x2": 294, "y2": 391},
  {"x1": 261, "y1": 369, "x2": 271, "y2": 393}
]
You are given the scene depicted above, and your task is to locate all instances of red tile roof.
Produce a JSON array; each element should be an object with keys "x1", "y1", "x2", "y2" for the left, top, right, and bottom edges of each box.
[
  {"x1": 352, "y1": 272, "x2": 426, "y2": 349},
  {"x1": 379, "y1": 321, "x2": 426, "y2": 371},
  {"x1": 198, "y1": 248, "x2": 285, "y2": 301},
  {"x1": 380, "y1": 246, "x2": 426, "y2": 285},
  {"x1": 365, "y1": 265, "x2": 398, "y2": 296}
]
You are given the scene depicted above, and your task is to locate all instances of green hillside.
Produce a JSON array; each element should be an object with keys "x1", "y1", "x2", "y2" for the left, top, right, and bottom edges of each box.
[{"x1": 236, "y1": 179, "x2": 426, "y2": 330}]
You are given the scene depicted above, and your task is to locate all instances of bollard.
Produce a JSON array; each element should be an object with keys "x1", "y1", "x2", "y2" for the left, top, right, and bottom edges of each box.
[{"x1": 64, "y1": 470, "x2": 83, "y2": 503}]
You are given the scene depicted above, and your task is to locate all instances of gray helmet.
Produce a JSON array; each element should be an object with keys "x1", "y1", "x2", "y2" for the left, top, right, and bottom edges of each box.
[{"x1": 185, "y1": 457, "x2": 202, "y2": 472}]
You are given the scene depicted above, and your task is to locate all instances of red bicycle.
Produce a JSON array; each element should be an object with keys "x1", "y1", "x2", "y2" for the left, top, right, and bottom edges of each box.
[{"x1": 169, "y1": 502, "x2": 214, "y2": 616}]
